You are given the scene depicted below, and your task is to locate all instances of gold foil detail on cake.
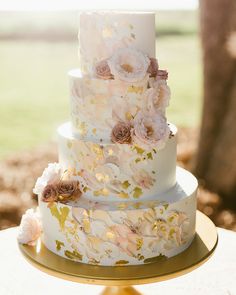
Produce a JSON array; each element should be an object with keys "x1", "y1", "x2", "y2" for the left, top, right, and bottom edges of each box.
[
  {"x1": 127, "y1": 85, "x2": 143, "y2": 94},
  {"x1": 134, "y1": 146, "x2": 145, "y2": 155},
  {"x1": 92, "y1": 128, "x2": 97, "y2": 135},
  {"x1": 93, "y1": 188, "x2": 109, "y2": 197},
  {"x1": 136, "y1": 238, "x2": 143, "y2": 250},
  {"x1": 83, "y1": 219, "x2": 91, "y2": 233},
  {"x1": 122, "y1": 180, "x2": 131, "y2": 189},
  {"x1": 118, "y1": 191, "x2": 129, "y2": 199},
  {"x1": 64, "y1": 249, "x2": 83, "y2": 261},
  {"x1": 55, "y1": 240, "x2": 65, "y2": 251},
  {"x1": 50, "y1": 204, "x2": 69, "y2": 230},
  {"x1": 133, "y1": 187, "x2": 143, "y2": 199},
  {"x1": 144, "y1": 254, "x2": 167, "y2": 264},
  {"x1": 147, "y1": 152, "x2": 153, "y2": 160},
  {"x1": 115, "y1": 260, "x2": 129, "y2": 265}
]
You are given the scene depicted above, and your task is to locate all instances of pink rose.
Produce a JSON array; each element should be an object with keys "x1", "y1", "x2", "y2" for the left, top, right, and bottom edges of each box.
[
  {"x1": 147, "y1": 58, "x2": 159, "y2": 77},
  {"x1": 95, "y1": 59, "x2": 113, "y2": 80},
  {"x1": 111, "y1": 122, "x2": 132, "y2": 144}
]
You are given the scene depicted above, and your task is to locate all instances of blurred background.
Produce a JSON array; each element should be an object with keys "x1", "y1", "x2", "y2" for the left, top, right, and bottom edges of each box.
[{"x1": 0, "y1": 0, "x2": 236, "y2": 231}]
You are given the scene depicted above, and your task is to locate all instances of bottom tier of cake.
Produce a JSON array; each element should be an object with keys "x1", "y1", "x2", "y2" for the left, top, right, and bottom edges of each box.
[{"x1": 39, "y1": 167, "x2": 198, "y2": 266}]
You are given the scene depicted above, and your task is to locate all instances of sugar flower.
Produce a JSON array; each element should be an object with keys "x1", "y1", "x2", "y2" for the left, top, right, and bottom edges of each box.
[
  {"x1": 145, "y1": 81, "x2": 170, "y2": 114},
  {"x1": 108, "y1": 47, "x2": 150, "y2": 83},
  {"x1": 132, "y1": 111, "x2": 170, "y2": 150},
  {"x1": 111, "y1": 122, "x2": 132, "y2": 144},
  {"x1": 94, "y1": 59, "x2": 113, "y2": 80},
  {"x1": 17, "y1": 209, "x2": 42, "y2": 246}
]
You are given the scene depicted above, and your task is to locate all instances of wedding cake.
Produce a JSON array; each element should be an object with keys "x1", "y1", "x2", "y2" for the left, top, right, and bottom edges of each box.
[{"x1": 18, "y1": 11, "x2": 198, "y2": 266}]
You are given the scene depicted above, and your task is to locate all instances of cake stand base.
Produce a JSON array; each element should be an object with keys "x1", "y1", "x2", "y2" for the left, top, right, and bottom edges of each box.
[{"x1": 18, "y1": 211, "x2": 218, "y2": 295}]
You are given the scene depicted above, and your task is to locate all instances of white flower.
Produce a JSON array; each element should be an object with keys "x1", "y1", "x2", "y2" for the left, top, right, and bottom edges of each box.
[
  {"x1": 33, "y1": 163, "x2": 62, "y2": 195},
  {"x1": 17, "y1": 209, "x2": 42, "y2": 245},
  {"x1": 145, "y1": 81, "x2": 170, "y2": 114},
  {"x1": 107, "y1": 47, "x2": 150, "y2": 83},
  {"x1": 132, "y1": 111, "x2": 170, "y2": 150},
  {"x1": 132, "y1": 169, "x2": 155, "y2": 189}
]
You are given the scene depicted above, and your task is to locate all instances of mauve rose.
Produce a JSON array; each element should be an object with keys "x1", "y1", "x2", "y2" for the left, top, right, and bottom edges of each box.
[
  {"x1": 147, "y1": 58, "x2": 159, "y2": 77},
  {"x1": 111, "y1": 122, "x2": 132, "y2": 144},
  {"x1": 95, "y1": 60, "x2": 113, "y2": 80},
  {"x1": 57, "y1": 180, "x2": 82, "y2": 202},
  {"x1": 157, "y1": 70, "x2": 168, "y2": 80},
  {"x1": 42, "y1": 184, "x2": 58, "y2": 202}
]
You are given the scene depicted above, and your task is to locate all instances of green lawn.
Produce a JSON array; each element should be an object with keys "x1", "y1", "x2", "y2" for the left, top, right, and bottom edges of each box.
[{"x1": 0, "y1": 35, "x2": 202, "y2": 159}]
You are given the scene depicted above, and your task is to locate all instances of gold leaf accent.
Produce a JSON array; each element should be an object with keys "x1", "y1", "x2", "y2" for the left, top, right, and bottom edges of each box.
[
  {"x1": 169, "y1": 227, "x2": 176, "y2": 238},
  {"x1": 137, "y1": 253, "x2": 145, "y2": 261},
  {"x1": 134, "y1": 146, "x2": 145, "y2": 155},
  {"x1": 115, "y1": 260, "x2": 129, "y2": 265},
  {"x1": 67, "y1": 140, "x2": 72, "y2": 149},
  {"x1": 132, "y1": 202, "x2": 142, "y2": 209},
  {"x1": 77, "y1": 121, "x2": 87, "y2": 136},
  {"x1": 147, "y1": 152, "x2": 153, "y2": 160},
  {"x1": 129, "y1": 24, "x2": 134, "y2": 30},
  {"x1": 122, "y1": 180, "x2": 131, "y2": 189},
  {"x1": 64, "y1": 249, "x2": 83, "y2": 261},
  {"x1": 92, "y1": 144, "x2": 103, "y2": 157},
  {"x1": 163, "y1": 203, "x2": 169, "y2": 210},
  {"x1": 125, "y1": 111, "x2": 133, "y2": 121},
  {"x1": 117, "y1": 202, "x2": 128, "y2": 210},
  {"x1": 55, "y1": 240, "x2": 64, "y2": 251},
  {"x1": 144, "y1": 254, "x2": 167, "y2": 264},
  {"x1": 83, "y1": 219, "x2": 91, "y2": 233},
  {"x1": 127, "y1": 85, "x2": 143, "y2": 94},
  {"x1": 133, "y1": 187, "x2": 143, "y2": 199},
  {"x1": 50, "y1": 204, "x2": 69, "y2": 230},
  {"x1": 106, "y1": 231, "x2": 115, "y2": 240},
  {"x1": 136, "y1": 238, "x2": 143, "y2": 250},
  {"x1": 92, "y1": 128, "x2": 97, "y2": 135},
  {"x1": 83, "y1": 186, "x2": 90, "y2": 193},
  {"x1": 118, "y1": 191, "x2": 129, "y2": 199},
  {"x1": 93, "y1": 188, "x2": 109, "y2": 197}
]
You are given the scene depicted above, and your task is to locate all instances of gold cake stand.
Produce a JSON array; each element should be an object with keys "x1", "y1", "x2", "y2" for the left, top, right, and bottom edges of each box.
[{"x1": 19, "y1": 211, "x2": 218, "y2": 295}]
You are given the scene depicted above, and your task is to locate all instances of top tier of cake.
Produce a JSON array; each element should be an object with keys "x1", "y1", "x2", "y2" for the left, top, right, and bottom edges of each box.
[{"x1": 79, "y1": 11, "x2": 156, "y2": 75}]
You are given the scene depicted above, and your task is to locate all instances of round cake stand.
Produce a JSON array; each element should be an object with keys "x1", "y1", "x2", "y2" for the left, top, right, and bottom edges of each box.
[{"x1": 18, "y1": 210, "x2": 218, "y2": 295}]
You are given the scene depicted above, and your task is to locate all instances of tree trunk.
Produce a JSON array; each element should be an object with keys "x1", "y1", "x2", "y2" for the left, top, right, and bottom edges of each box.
[{"x1": 195, "y1": 0, "x2": 236, "y2": 206}]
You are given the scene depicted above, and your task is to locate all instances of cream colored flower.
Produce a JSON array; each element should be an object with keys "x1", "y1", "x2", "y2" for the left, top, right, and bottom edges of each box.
[
  {"x1": 33, "y1": 163, "x2": 62, "y2": 196},
  {"x1": 132, "y1": 111, "x2": 170, "y2": 150},
  {"x1": 132, "y1": 169, "x2": 155, "y2": 189},
  {"x1": 17, "y1": 209, "x2": 42, "y2": 246},
  {"x1": 145, "y1": 81, "x2": 170, "y2": 114},
  {"x1": 108, "y1": 47, "x2": 150, "y2": 82}
]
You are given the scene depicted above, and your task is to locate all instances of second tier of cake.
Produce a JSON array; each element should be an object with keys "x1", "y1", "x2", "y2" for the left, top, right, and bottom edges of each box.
[{"x1": 58, "y1": 122, "x2": 177, "y2": 202}]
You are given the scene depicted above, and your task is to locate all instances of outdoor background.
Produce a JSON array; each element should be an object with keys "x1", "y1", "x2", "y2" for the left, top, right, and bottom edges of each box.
[{"x1": 0, "y1": 4, "x2": 235, "y2": 230}]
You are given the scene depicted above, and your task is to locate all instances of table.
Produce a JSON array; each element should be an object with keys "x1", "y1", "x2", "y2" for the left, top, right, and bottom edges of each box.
[{"x1": 0, "y1": 227, "x2": 235, "y2": 295}]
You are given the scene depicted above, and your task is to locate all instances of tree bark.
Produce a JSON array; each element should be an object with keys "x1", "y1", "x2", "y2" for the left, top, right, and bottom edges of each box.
[{"x1": 195, "y1": 0, "x2": 236, "y2": 205}]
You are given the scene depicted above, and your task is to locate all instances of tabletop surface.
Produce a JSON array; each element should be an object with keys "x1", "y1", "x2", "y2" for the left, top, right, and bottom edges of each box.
[{"x1": 0, "y1": 226, "x2": 236, "y2": 295}]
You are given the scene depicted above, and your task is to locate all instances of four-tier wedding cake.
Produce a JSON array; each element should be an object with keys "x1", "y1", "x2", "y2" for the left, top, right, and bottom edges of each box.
[{"x1": 18, "y1": 11, "x2": 198, "y2": 266}]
